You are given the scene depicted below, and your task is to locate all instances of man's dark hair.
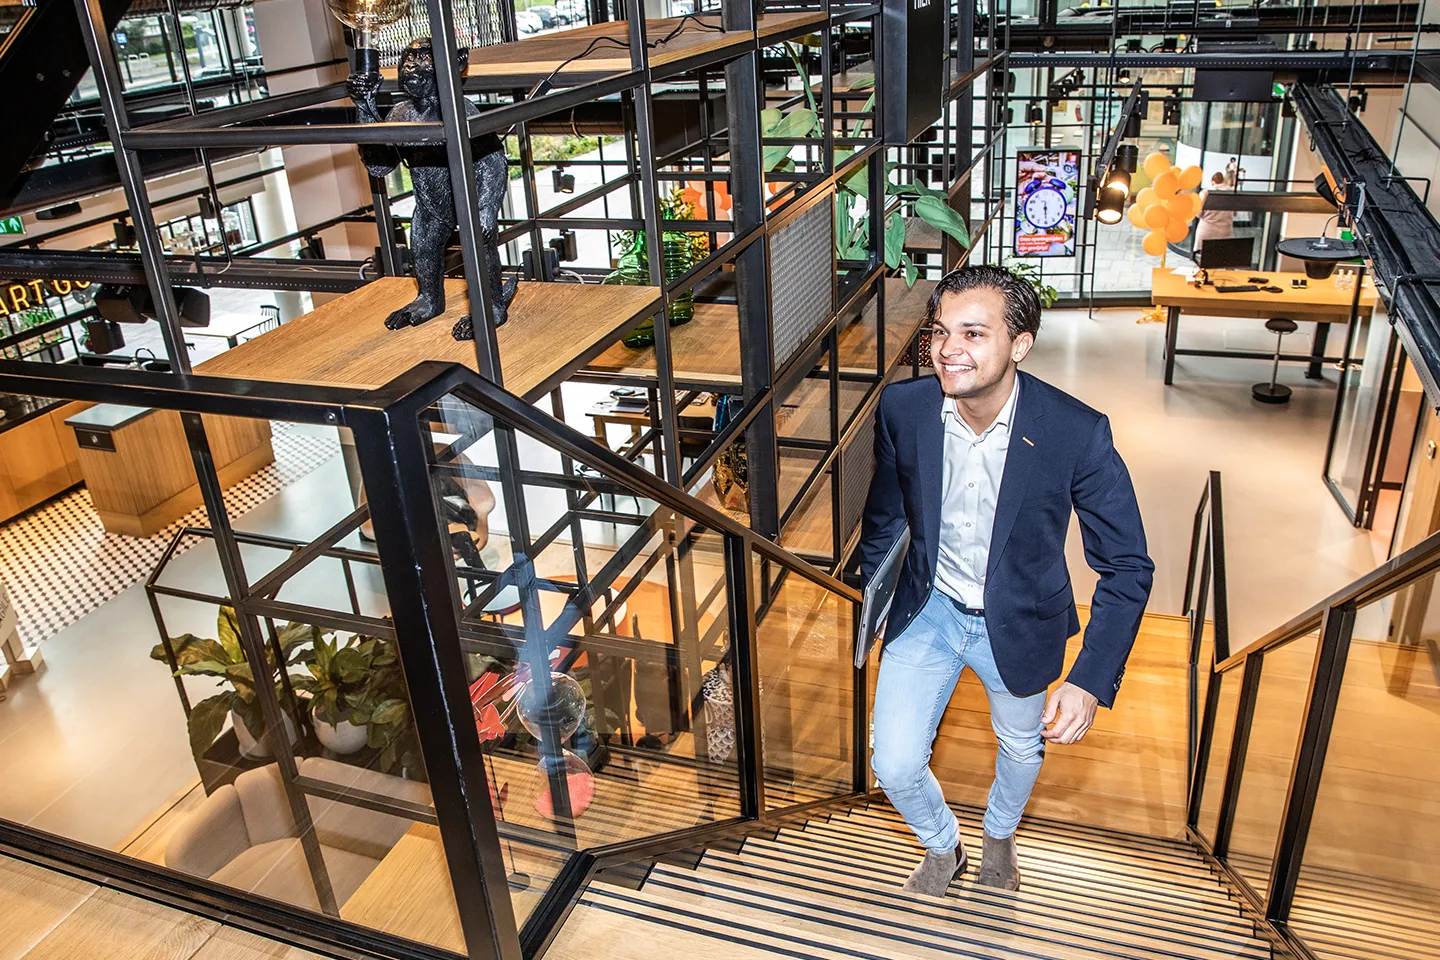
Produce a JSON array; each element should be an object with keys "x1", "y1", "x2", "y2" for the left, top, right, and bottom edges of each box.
[{"x1": 924, "y1": 264, "x2": 1042, "y2": 340}]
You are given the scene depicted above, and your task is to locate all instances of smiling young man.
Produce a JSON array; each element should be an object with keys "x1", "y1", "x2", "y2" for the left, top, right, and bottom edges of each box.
[{"x1": 858, "y1": 265, "x2": 1152, "y2": 897}]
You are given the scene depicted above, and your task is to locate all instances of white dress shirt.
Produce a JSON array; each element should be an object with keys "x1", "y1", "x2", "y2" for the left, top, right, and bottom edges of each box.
[{"x1": 934, "y1": 377, "x2": 1020, "y2": 609}]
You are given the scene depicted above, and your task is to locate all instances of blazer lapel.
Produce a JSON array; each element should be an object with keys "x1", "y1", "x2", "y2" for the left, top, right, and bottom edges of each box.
[
  {"x1": 915, "y1": 379, "x2": 945, "y2": 576},
  {"x1": 987, "y1": 372, "x2": 1045, "y2": 580}
]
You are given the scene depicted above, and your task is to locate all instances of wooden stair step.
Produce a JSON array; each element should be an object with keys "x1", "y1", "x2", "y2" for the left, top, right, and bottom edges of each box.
[
  {"x1": 711, "y1": 844, "x2": 1252, "y2": 944},
  {"x1": 668, "y1": 859, "x2": 1267, "y2": 960},
  {"x1": 792, "y1": 819, "x2": 1238, "y2": 912},
  {"x1": 636, "y1": 864, "x2": 1242, "y2": 960}
]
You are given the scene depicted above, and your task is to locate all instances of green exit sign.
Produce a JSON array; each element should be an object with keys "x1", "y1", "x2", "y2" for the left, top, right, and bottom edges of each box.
[{"x1": 0, "y1": 217, "x2": 23, "y2": 235}]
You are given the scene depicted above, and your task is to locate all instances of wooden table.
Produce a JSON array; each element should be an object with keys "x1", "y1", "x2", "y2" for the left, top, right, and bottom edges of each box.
[
  {"x1": 586, "y1": 395, "x2": 716, "y2": 458},
  {"x1": 1150, "y1": 267, "x2": 1376, "y2": 385}
]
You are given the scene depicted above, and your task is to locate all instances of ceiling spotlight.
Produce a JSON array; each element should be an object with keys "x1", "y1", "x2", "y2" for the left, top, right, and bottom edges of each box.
[
  {"x1": 1027, "y1": 101, "x2": 1045, "y2": 124},
  {"x1": 995, "y1": 103, "x2": 1014, "y2": 125},
  {"x1": 1124, "y1": 111, "x2": 1143, "y2": 138},
  {"x1": 1116, "y1": 143, "x2": 1139, "y2": 173},
  {"x1": 1095, "y1": 184, "x2": 1126, "y2": 224},
  {"x1": 1348, "y1": 89, "x2": 1368, "y2": 114},
  {"x1": 1103, "y1": 166, "x2": 1132, "y2": 199},
  {"x1": 1117, "y1": 67, "x2": 1132, "y2": 84},
  {"x1": 1163, "y1": 91, "x2": 1182, "y2": 125},
  {"x1": 552, "y1": 166, "x2": 575, "y2": 194},
  {"x1": 1314, "y1": 173, "x2": 1339, "y2": 208}
]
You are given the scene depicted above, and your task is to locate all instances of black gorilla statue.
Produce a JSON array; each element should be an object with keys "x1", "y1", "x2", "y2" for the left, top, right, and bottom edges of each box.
[{"x1": 348, "y1": 38, "x2": 517, "y2": 341}]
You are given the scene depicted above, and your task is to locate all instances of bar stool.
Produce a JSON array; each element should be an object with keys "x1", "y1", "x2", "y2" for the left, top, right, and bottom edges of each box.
[{"x1": 1253, "y1": 318, "x2": 1297, "y2": 404}]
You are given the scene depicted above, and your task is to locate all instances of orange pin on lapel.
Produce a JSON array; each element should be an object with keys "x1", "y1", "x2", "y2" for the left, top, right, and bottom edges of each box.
[{"x1": 1022, "y1": 436, "x2": 1035, "y2": 446}]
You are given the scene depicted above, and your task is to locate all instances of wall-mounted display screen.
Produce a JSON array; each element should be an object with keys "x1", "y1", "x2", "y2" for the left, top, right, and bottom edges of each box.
[{"x1": 1014, "y1": 149, "x2": 1079, "y2": 257}]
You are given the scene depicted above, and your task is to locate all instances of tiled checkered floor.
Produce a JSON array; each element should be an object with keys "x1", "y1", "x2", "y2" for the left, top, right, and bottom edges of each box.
[{"x1": 0, "y1": 422, "x2": 339, "y2": 644}]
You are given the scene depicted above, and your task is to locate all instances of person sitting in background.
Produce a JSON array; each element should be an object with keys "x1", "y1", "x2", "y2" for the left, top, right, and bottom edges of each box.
[{"x1": 1195, "y1": 172, "x2": 1236, "y2": 253}]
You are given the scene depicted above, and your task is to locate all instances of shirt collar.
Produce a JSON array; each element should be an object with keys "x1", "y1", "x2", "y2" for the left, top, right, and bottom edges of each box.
[{"x1": 941, "y1": 374, "x2": 1020, "y2": 440}]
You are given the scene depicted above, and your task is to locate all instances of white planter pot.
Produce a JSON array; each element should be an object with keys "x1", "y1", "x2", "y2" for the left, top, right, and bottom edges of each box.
[
  {"x1": 314, "y1": 716, "x2": 369, "y2": 755},
  {"x1": 232, "y1": 709, "x2": 296, "y2": 759}
]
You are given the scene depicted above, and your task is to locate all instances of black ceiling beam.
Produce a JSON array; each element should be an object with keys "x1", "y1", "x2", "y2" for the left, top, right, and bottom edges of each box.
[
  {"x1": 0, "y1": 249, "x2": 370, "y2": 293},
  {"x1": 1292, "y1": 81, "x2": 1440, "y2": 408},
  {"x1": 2, "y1": 146, "x2": 260, "y2": 218},
  {"x1": 1006, "y1": 51, "x2": 1415, "y2": 75},
  {"x1": 1004, "y1": 3, "x2": 1428, "y2": 41}
]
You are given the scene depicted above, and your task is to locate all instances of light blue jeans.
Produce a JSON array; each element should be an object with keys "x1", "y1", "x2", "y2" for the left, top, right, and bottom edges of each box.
[{"x1": 871, "y1": 590, "x2": 1047, "y2": 852}]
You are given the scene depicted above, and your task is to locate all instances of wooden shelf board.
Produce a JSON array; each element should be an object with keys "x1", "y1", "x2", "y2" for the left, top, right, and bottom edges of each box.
[
  {"x1": 838, "y1": 276, "x2": 933, "y2": 374},
  {"x1": 902, "y1": 216, "x2": 942, "y2": 254},
  {"x1": 586, "y1": 301, "x2": 742, "y2": 385},
  {"x1": 417, "y1": 13, "x2": 823, "y2": 91},
  {"x1": 198, "y1": 278, "x2": 659, "y2": 401}
]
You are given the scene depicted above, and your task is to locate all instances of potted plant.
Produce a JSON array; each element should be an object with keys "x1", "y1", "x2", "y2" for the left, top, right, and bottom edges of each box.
[
  {"x1": 151, "y1": 607, "x2": 314, "y2": 762},
  {"x1": 290, "y1": 632, "x2": 381, "y2": 754},
  {"x1": 1004, "y1": 260, "x2": 1060, "y2": 308},
  {"x1": 603, "y1": 186, "x2": 709, "y2": 347}
]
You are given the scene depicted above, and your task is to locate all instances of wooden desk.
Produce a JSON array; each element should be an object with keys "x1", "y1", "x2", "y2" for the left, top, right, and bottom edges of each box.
[
  {"x1": 586, "y1": 396, "x2": 716, "y2": 458},
  {"x1": 1150, "y1": 267, "x2": 1376, "y2": 385}
]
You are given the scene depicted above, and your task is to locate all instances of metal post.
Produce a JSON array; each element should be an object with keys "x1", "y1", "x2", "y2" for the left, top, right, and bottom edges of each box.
[
  {"x1": 72, "y1": 0, "x2": 192, "y2": 373},
  {"x1": 349, "y1": 403, "x2": 522, "y2": 960},
  {"x1": 370, "y1": 174, "x2": 402, "y2": 277},
  {"x1": 179, "y1": 414, "x2": 339, "y2": 916},
  {"x1": 421, "y1": 0, "x2": 501, "y2": 384},
  {"x1": 1213, "y1": 653, "x2": 1263, "y2": 860},
  {"x1": 1265, "y1": 603, "x2": 1355, "y2": 923},
  {"x1": 724, "y1": 535, "x2": 766, "y2": 819}
]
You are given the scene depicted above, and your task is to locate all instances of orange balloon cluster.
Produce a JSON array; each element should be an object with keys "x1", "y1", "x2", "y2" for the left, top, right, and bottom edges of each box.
[{"x1": 1127, "y1": 153, "x2": 1205, "y2": 257}]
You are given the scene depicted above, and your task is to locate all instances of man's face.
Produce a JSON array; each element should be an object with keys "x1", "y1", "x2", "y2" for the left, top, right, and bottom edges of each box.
[{"x1": 929, "y1": 288, "x2": 1033, "y2": 398}]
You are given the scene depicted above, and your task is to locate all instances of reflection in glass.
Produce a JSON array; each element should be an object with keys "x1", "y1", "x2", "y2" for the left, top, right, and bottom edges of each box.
[{"x1": 1196, "y1": 667, "x2": 1239, "y2": 847}]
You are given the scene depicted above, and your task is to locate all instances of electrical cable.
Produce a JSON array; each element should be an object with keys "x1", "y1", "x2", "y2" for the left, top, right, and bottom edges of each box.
[{"x1": 527, "y1": 13, "x2": 728, "y2": 99}]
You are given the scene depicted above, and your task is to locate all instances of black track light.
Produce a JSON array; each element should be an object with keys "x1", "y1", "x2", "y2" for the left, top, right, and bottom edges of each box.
[
  {"x1": 1027, "y1": 101, "x2": 1045, "y2": 125},
  {"x1": 552, "y1": 166, "x2": 575, "y2": 194},
  {"x1": 1095, "y1": 184, "x2": 1126, "y2": 224}
]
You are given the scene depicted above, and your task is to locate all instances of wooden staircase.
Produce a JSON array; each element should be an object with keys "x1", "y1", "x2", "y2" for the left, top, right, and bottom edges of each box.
[{"x1": 548, "y1": 799, "x2": 1271, "y2": 960}]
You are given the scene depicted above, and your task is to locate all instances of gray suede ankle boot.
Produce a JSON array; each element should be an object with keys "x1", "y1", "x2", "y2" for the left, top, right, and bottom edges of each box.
[
  {"x1": 901, "y1": 846, "x2": 968, "y2": 897},
  {"x1": 976, "y1": 832, "x2": 1020, "y2": 890}
]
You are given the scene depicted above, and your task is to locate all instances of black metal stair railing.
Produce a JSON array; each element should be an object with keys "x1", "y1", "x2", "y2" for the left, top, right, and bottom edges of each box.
[{"x1": 1184, "y1": 470, "x2": 1440, "y2": 960}]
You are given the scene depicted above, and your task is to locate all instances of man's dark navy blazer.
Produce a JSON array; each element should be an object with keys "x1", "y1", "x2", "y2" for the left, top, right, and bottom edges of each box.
[{"x1": 858, "y1": 370, "x2": 1152, "y2": 707}]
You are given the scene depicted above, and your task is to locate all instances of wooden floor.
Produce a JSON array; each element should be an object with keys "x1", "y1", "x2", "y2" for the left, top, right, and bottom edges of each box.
[
  {"x1": 548, "y1": 798, "x2": 1268, "y2": 960},
  {"x1": 0, "y1": 853, "x2": 330, "y2": 960}
]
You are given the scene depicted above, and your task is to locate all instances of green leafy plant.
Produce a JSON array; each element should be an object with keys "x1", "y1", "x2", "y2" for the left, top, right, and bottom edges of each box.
[
  {"x1": 150, "y1": 608, "x2": 316, "y2": 762},
  {"x1": 1004, "y1": 260, "x2": 1060, "y2": 308},
  {"x1": 604, "y1": 187, "x2": 710, "y2": 346},
  {"x1": 290, "y1": 632, "x2": 384, "y2": 725},
  {"x1": 759, "y1": 56, "x2": 971, "y2": 286}
]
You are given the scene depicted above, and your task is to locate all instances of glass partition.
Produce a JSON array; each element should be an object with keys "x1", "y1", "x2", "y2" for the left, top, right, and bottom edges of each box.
[
  {"x1": 0, "y1": 399, "x2": 470, "y2": 953},
  {"x1": 752, "y1": 554, "x2": 858, "y2": 809},
  {"x1": 1195, "y1": 665, "x2": 1240, "y2": 847},
  {"x1": 419, "y1": 389, "x2": 745, "y2": 921},
  {"x1": 1288, "y1": 574, "x2": 1440, "y2": 960},
  {"x1": 1224, "y1": 632, "x2": 1319, "y2": 898}
]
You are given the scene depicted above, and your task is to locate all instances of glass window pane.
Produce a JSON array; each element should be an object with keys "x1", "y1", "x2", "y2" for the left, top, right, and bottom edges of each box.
[
  {"x1": 1226, "y1": 632, "x2": 1319, "y2": 898},
  {"x1": 1291, "y1": 573, "x2": 1440, "y2": 959},
  {"x1": 1196, "y1": 665, "x2": 1240, "y2": 846}
]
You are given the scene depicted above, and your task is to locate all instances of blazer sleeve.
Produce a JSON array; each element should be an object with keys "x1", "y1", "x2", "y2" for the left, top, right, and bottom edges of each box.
[
  {"x1": 1066, "y1": 414, "x2": 1154, "y2": 707},
  {"x1": 857, "y1": 387, "x2": 906, "y2": 582}
]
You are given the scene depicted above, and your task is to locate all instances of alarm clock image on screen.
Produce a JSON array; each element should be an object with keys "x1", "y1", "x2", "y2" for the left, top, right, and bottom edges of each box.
[{"x1": 1022, "y1": 184, "x2": 1068, "y2": 230}]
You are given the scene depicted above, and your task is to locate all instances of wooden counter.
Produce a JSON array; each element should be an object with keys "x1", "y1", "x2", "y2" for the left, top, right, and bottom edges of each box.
[
  {"x1": 0, "y1": 399, "x2": 87, "y2": 524},
  {"x1": 65, "y1": 406, "x2": 273, "y2": 538}
]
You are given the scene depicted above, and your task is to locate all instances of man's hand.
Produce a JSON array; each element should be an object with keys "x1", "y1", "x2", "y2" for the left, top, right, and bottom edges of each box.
[{"x1": 1041, "y1": 682, "x2": 1099, "y2": 745}]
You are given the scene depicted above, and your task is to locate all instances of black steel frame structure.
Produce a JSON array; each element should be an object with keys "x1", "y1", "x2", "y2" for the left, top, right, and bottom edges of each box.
[{"x1": 1183, "y1": 469, "x2": 1440, "y2": 960}]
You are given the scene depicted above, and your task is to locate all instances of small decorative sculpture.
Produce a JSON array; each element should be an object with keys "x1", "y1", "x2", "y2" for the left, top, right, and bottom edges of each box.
[{"x1": 348, "y1": 38, "x2": 517, "y2": 341}]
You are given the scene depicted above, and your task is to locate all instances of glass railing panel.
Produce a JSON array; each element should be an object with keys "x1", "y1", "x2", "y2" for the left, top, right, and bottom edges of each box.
[
  {"x1": 1289, "y1": 574, "x2": 1440, "y2": 960},
  {"x1": 1226, "y1": 630, "x2": 1319, "y2": 898},
  {"x1": 752, "y1": 553, "x2": 857, "y2": 809},
  {"x1": 1195, "y1": 664, "x2": 1239, "y2": 847},
  {"x1": 0, "y1": 399, "x2": 466, "y2": 953},
  {"x1": 420, "y1": 389, "x2": 743, "y2": 921}
]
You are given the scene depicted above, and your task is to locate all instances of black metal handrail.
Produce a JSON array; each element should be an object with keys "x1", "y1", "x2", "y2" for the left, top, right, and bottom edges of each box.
[{"x1": 1185, "y1": 467, "x2": 1440, "y2": 960}]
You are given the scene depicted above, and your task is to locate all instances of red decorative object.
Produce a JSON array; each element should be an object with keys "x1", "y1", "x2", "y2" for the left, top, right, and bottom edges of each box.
[{"x1": 535, "y1": 768, "x2": 595, "y2": 819}]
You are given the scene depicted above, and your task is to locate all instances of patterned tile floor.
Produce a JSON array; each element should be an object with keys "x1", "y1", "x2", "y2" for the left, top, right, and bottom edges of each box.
[{"x1": 0, "y1": 422, "x2": 339, "y2": 645}]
